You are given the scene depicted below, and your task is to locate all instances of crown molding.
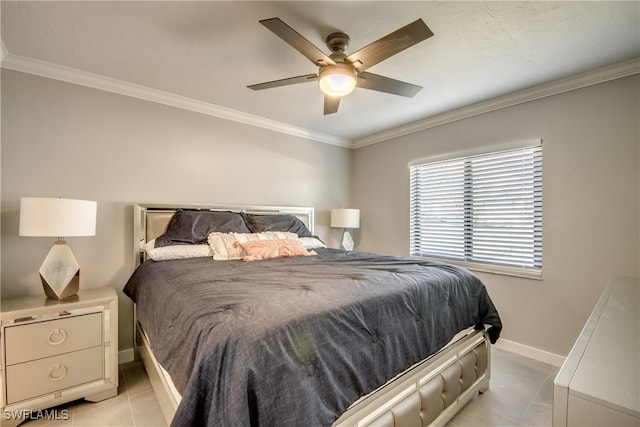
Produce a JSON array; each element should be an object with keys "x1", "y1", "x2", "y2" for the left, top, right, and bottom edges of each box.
[
  {"x1": 0, "y1": 53, "x2": 351, "y2": 148},
  {"x1": 351, "y1": 57, "x2": 640, "y2": 149},
  {"x1": 2, "y1": 50, "x2": 638, "y2": 150}
]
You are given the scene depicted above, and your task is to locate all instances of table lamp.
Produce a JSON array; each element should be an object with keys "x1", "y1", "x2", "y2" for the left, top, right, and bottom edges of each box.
[
  {"x1": 19, "y1": 197, "x2": 97, "y2": 300},
  {"x1": 330, "y1": 208, "x2": 360, "y2": 251}
]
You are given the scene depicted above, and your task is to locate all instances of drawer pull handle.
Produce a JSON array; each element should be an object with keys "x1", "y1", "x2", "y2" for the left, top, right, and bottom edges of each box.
[
  {"x1": 48, "y1": 328, "x2": 67, "y2": 345},
  {"x1": 48, "y1": 364, "x2": 68, "y2": 381}
]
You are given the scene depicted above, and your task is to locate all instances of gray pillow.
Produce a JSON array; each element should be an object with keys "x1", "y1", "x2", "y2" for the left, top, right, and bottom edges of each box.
[
  {"x1": 243, "y1": 214, "x2": 313, "y2": 238},
  {"x1": 155, "y1": 210, "x2": 251, "y2": 247}
]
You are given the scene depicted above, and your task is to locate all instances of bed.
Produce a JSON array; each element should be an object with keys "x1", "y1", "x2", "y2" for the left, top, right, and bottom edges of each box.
[{"x1": 124, "y1": 203, "x2": 502, "y2": 427}]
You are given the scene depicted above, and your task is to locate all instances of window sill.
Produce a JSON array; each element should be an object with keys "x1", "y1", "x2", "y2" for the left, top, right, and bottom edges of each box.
[{"x1": 414, "y1": 256, "x2": 543, "y2": 280}]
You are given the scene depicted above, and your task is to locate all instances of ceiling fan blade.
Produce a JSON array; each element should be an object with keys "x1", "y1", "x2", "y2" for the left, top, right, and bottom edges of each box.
[
  {"x1": 260, "y1": 18, "x2": 336, "y2": 67},
  {"x1": 324, "y1": 95, "x2": 341, "y2": 115},
  {"x1": 248, "y1": 74, "x2": 318, "y2": 91},
  {"x1": 346, "y1": 19, "x2": 433, "y2": 72},
  {"x1": 357, "y1": 72, "x2": 422, "y2": 97}
]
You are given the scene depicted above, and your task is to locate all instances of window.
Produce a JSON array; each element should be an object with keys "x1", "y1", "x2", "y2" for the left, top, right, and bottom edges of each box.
[{"x1": 410, "y1": 144, "x2": 542, "y2": 278}]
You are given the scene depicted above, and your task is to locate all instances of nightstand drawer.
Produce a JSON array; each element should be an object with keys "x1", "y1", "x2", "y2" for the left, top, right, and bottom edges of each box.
[
  {"x1": 4, "y1": 312, "x2": 102, "y2": 365},
  {"x1": 6, "y1": 346, "x2": 103, "y2": 404}
]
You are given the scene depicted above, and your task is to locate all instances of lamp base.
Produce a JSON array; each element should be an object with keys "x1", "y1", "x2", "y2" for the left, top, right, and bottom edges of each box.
[
  {"x1": 39, "y1": 240, "x2": 80, "y2": 300},
  {"x1": 341, "y1": 230, "x2": 355, "y2": 251}
]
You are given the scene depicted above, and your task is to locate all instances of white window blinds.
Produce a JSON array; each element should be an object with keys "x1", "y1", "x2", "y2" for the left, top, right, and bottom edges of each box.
[{"x1": 410, "y1": 145, "x2": 542, "y2": 278}]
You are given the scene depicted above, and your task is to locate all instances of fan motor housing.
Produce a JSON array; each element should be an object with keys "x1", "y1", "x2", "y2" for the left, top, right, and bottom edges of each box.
[{"x1": 326, "y1": 32, "x2": 350, "y2": 53}]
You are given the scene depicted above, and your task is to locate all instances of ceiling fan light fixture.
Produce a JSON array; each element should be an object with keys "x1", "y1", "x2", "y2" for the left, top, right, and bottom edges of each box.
[
  {"x1": 319, "y1": 64, "x2": 357, "y2": 97},
  {"x1": 251, "y1": 17, "x2": 433, "y2": 113}
]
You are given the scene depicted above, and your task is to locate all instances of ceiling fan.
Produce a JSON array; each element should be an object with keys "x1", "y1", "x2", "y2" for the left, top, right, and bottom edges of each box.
[{"x1": 248, "y1": 18, "x2": 434, "y2": 115}]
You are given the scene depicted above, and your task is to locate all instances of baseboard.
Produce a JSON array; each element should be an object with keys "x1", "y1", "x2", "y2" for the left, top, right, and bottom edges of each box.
[
  {"x1": 118, "y1": 347, "x2": 135, "y2": 365},
  {"x1": 118, "y1": 340, "x2": 565, "y2": 368},
  {"x1": 494, "y1": 338, "x2": 566, "y2": 368}
]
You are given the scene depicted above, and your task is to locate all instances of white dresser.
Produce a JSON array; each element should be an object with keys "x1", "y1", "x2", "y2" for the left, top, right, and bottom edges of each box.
[
  {"x1": 553, "y1": 276, "x2": 639, "y2": 427},
  {"x1": 0, "y1": 287, "x2": 118, "y2": 426}
]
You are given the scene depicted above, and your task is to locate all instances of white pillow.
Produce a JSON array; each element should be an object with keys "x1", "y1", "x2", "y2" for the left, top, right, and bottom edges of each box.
[
  {"x1": 207, "y1": 232, "x2": 299, "y2": 260},
  {"x1": 144, "y1": 239, "x2": 213, "y2": 261},
  {"x1": 299, "y1": 237, "x2": 326, "y2": 249}
]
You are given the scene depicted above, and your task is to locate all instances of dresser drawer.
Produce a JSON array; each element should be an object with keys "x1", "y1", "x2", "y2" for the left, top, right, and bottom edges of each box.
[
  {"x1": 4, "y1": 312, "x2": 102, "y2": 365},
  {"x1": 6, "y1": 346, "x2": 103, "y2": 404}
]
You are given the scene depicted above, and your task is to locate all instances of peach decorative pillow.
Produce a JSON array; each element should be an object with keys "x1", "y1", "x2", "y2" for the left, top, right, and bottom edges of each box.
[
  {"x1": 234, "y1": 239, "x2": 317, "y2": 262},
  {"x1": 208, "y1": 231, "x2": 298, "y2": 260}
]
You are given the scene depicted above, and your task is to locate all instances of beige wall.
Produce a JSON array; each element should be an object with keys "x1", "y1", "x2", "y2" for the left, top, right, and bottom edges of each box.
[
  {"x1": 1, "y1": 70, "x2": 352, "y2": 353},
  {"x1": 352, "y1": 75, "x2": 640, "y2": 357}
]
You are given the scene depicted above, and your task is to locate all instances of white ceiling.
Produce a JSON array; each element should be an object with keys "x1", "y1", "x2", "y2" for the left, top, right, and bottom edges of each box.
[{"x1": 2, "y1": 1, "x2": 639, "y2": 147}]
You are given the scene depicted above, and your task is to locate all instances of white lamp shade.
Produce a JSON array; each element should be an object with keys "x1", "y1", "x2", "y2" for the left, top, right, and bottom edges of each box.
[
  {"x1": 331, "y1": 208, "x2": 360, "y2": 229},
  {"x1": 19, "y1": 197, "x2": 97, "y2": 237}
]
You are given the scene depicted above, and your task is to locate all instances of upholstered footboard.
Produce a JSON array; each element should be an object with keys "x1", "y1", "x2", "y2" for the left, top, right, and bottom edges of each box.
[
  {"x1": 334, "y1": 329, "x2": 490, "y2": 427},
  {"x1": 136, "y1": 320, "x2": 489, "y2": 427},
  {"x1": 136, "y1": 312, "x2": 489, "y2": 427}
]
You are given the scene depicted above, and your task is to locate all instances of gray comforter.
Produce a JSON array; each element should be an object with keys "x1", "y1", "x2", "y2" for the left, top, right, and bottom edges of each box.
[{"x1": 123, "y1": 248, "x2": 501, "y2": 427}]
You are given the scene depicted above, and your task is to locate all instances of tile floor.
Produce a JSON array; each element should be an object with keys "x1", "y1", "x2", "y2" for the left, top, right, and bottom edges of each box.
[
  {"x1": 22, "y1": 348, "x2": 558, "y2": 427},
  {"x1": 447, "y1": 348, "x2": 558, "y2": 427}
]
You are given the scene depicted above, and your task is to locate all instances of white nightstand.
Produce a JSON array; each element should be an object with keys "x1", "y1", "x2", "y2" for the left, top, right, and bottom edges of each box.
[{"x1": 0, "y1": 287, "x2": 118, "y2": 426}]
